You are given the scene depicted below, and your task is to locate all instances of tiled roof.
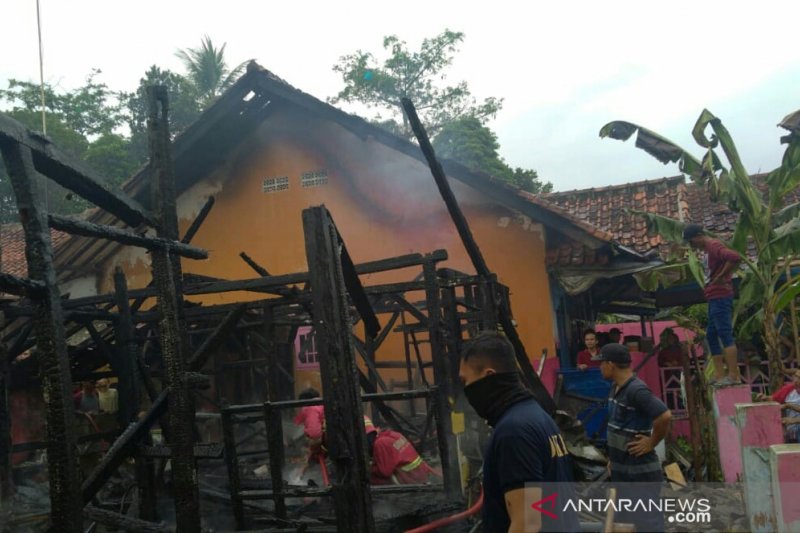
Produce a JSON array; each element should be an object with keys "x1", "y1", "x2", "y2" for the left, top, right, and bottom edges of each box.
[
  {"x1": 1, "y1": 224, "x2": 69, "y2": 279},
  {"x1": 547, "y1": 172, "x2": 800, "y2": 261},
  {"x1": 546, "y1": 175, "x2": 688, "y2": 258}
]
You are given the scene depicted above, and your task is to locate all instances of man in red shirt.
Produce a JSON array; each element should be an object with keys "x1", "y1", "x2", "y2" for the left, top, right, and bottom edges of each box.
[
  {"x1": 367, "y1": 428, "x2": 440, "y2": 485},
  {"x1": 684, "y1": 225, "x2": 742, "y2": 387},
  {"x1": 756, "y1": 369, "x2": 800, "y2": 442},
  {"x1": 577, "y1": 329, "x2": 601, "y2": 370}
]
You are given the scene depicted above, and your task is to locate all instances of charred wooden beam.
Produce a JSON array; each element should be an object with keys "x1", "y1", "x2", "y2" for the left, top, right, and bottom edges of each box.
[
  {"x1": 423, "y1": 261, "x2": 461, "y2": 499},
  {"x1": 180, "y1": 196, "x2": 215, "y2": 244},
  {"x1": 335, "y1": 228, "x2": 380, "y2": 339},
  {"x1": 0, "y1": 114, "x2": 155, "y2": 228},
  {"x1": 240, "y1": 251, "x2": 270, "y2": 277},
  {"x1": 303, "y1": 206, "x2": 375, "y2": 533},
  {"x1": 221, "y1": 408, "x2": 246, "y2": 529},
  {"x1": 84, "y1": 506, "x2": 174, "y2": 533},
  {"x1": 0, "y1": 312, "x2": 12, "y2": 501},
  {"x1": 264, "y1": 401, "x2": 287, "y2": 519},
  {"x1": 113, "y1": 269, "x2": 142, "y2": 432},
  {"x1": 146, "y1": 85, "x2": 200, "y2": 531},
  {"x1": 139, "y1": 443, "x2": 223, "y2": 459},
  {"x1": 80, "y1": 305, "x2": 244, "y2": 504},
  {"x1": 0, "y1": 273, "x2": 45, "y2": 297},
  {"x1": 0, "y1": 140, "x2": 83, "y2": 531},
  {"x1": 401, "y1": 98, "x2": 556, "y2": 415},
  {"x1": 114, "y1": 267, "x2": 157, "y2": 521},
  {"x1": 240, "y1": 251, "x2": 298, "y2": 298},
  {"x1": 48, "y1": 214, "x2": 208, "y2": 260}
]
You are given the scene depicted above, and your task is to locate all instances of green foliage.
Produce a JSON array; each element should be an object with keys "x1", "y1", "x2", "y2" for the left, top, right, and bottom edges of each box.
[
  {"x1": 0, "y1": 70, "x2": 123, "y2": 137},
  {"x1": 432, "y1": 117, "x2": 552, "y2": 193},
  {"x1": 122, "y1": 66, "x2": 202, "y2": 162},
  {"x1": 83, "y1": 133, "x2": 140, "y2": 190},
  {"x1": 331, "y1": 29, "x2": 502, "y2": 140},
  {"x1": 602, "y1": 107, "x2": 800, "y2": 387},
  {"x1": 175, "y1": 36, "x2": 248, "y2": 108}
]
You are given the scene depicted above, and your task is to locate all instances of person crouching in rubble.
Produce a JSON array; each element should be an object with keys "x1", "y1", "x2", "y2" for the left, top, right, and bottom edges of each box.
[
  {"x1": 293, "y1": 387, "x2": 377, "y2": 459},
  {"x1": 294, "y1": 388, "x2": 326, "y2": 456},
  {"x1": 367, "y1": 426, "x2": 440, "y2": 485},
  {"x1": 756, "y1": 369, "x2": 800, "y2": 443},
  {"x1": 601, "y1": 342, "x2": 672, "y2": 533},
  {"x1": 459, "y1": 331, "x2": 579, "y2": 533}
]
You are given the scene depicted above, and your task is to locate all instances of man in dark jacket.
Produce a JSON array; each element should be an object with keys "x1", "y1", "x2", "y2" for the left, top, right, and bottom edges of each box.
[{"x1": 459, "y1": 332, "x2": 578, "y2": 533}]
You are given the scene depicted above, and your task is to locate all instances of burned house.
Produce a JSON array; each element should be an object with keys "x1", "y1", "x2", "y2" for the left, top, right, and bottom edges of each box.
[{"x1": 0, "y1": 62, "x2": 655, "y2": 531}]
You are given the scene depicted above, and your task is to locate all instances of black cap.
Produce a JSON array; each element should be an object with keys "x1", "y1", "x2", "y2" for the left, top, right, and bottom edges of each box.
[
  {"x1": 682, "y1": 224, "x2": 704, "y2": 242},
  {"x1": 599, "y1": 343, "x2": 631, "y2": 364}
]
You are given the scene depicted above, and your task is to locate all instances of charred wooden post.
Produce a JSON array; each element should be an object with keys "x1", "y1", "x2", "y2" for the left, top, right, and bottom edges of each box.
[
  {"x1": 48, "y1": 214, "x2": 208, "y2": 259},
  {"x1": 0, "y1": 312, "x2": 12, "y2": 501},
  {"x1": 180, "y1": 196, "x2": 215, "y2": 244},
  {"x1": 0, "y1": 113, "x2": 155, "y2": 228},
  {"x1": 112, "y1": 268, "x2": 157, "y2": 520},
  {"x1": 440, "y1": 275, "x2": 464, "y2": 398},
  {"x1": 303, "y1": 206, "x2": 375, "y2": 533},
  {"x1": 221, "y1": 409, "x2": 246, "y2": 529},
  {"x1": 0, "y1": 140, "x2": 83, "y2": 531},
  {"x1": 146, "y1": 85, "x2": 200, "y2": 531},
  {"x1": 401, "y1": 98, "x2": 556, "y2": 416},
  {"x1": 84, "y1": 506, "x2": 174, "y2": 533},
  {"x1": 264, "y1": 401, "x2": 287, "y2": 519},
  {"x1": 423, "y1": 260, "x2": 462, "y2": 499},
  {"x1": 81, "y1": 305, "x2": 245, "y2": 503}
]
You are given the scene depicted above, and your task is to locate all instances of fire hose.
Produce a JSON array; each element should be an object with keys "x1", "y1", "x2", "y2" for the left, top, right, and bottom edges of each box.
[{"x1": 403, "y1": 486, "x2": 484, "y2": 533}]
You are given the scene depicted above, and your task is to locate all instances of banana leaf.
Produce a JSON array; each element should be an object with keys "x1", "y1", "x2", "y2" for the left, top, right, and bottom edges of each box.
[
  {"x1": 779, "y1": 109, "x2": 800, "y2": 134},
  {"x1": 693, "y1": 109, "x2": 764, "y2": 221},
  {"x1": 775, "y1": 279, "x2": 800, "y2": 314},
  {"x1": 599, "y1": 121, "x2": 704, "y2": 177},
  {"x1": 770, "y1": 218, "x2": 800, "y2": 257}
]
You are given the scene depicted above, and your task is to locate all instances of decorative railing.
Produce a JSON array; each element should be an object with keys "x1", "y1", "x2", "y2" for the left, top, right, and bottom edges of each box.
[{"x1": 658, "y1": 359, "x2": 796, "y2": 420}]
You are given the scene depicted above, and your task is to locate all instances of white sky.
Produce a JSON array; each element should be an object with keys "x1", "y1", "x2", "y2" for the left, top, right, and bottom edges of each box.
[{"x1": 2, "y1": 0, "x2": 799, "y2": 191}]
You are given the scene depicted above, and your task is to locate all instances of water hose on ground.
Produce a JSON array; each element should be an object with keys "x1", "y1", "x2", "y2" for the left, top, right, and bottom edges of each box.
[{"x1": 403, "y1": 486, "x2": 484, "y2": 533}]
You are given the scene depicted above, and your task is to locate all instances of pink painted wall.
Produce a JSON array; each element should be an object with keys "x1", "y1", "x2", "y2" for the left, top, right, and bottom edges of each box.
[
  {"x1": 774, "y1": 447, "x2": 800, "y2": 525},
  {"x1": 739, "y1": 403, "x2": 783, "y2": 448},
  {"x1": 713, "y1": 385, "x2": 752, "y2": 483}
]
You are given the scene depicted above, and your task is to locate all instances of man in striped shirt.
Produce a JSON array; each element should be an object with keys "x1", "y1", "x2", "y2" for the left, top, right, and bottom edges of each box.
[{"x1": 600, "y1": 343, "x2": 672, "y2": 532}]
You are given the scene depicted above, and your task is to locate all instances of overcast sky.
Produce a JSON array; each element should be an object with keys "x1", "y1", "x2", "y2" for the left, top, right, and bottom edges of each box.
[{"x1": 2, "y1": 0, "x2": 799, "y2": 191}]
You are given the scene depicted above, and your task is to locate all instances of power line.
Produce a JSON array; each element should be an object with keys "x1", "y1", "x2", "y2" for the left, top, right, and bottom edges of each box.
[{"x1": 35, "y1": 0, "x2": 49, "y2": 210}]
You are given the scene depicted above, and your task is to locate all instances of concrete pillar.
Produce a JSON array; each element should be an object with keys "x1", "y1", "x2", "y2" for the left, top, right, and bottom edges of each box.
[
  {"x1": 769, "y1": 444, "x2": 800, "y2": 533},
  {"x1": 736, "y1": 402, "x2": 784, "y2": 533},
  {"x1": 712, "y1": 385, "x2": 751, "y2": 483}
]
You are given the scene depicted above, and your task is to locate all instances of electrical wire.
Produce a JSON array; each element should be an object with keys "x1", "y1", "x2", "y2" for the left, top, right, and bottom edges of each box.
[{"x1": 35, "y1": 0, "x2": 49, "y2": 209}]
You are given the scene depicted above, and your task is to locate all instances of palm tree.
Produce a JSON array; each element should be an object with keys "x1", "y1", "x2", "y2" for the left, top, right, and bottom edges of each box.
[{"x1": 175, "y1": 35, "x2": 249, "y2": 108}]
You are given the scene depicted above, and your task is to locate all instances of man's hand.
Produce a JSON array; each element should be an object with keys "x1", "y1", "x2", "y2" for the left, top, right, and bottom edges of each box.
[
  {"x1": 756, "y1": 393, "x2": 770, "y2": 402},
  {"x1": 577, "y1": 364, "x2": 588, "y2": 371},
  {"x1": 627, "y1": 434, "x2": 654, "y2": 456},
  {"x1": 782, "y1": 417, "x2": 800, "y2": 426}
]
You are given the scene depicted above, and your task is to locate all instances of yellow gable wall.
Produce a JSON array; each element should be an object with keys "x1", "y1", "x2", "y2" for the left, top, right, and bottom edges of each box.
[{"x1": 101, "y1": 107, "x2": 555, "y2": 386}]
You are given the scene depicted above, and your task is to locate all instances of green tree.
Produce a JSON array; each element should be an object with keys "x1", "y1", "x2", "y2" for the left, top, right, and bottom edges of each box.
[
  {"x1": 432, "y1": 117, "x2": 552, "y2": 193},
  {"x1": 0, "y1": 69, "x2": 123, "y2": 137},
  {"x1": 175, "y1": 36, "x2": 248, "y2": 108},
  {"x1": 0, "y1": 71, "x2": 133, "y2": 221},
  {"x1": 123, "y1": 66, "x2": 202, "y2": 163},
  {"x1": 331, "y1": 29, "x2": 502, "y2": 139},
  {"x1": 601, "y1": 109, "x2": 800, "y2": 389}
]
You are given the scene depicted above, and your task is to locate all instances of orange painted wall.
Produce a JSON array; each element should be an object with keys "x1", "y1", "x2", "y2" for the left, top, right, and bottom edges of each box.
[{"x1": 101, "y1": 107, "x2": 555, "y2": 392}]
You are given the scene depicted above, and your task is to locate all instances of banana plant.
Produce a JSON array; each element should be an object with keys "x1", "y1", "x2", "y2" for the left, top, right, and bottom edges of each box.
[{"x1": 601, "y1": 109, "x2": 800, "y2": 389}]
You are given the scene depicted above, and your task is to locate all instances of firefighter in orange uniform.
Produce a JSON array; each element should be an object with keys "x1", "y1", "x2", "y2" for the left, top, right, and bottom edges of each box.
[{"x1": 367, "y1": 427, "x2": 441, "y2": 485}]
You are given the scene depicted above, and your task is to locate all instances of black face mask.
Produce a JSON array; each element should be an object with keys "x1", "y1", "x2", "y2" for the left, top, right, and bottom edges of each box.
[{"x1": 463, "y1": 372, "x2": 533, "y2": 426}]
